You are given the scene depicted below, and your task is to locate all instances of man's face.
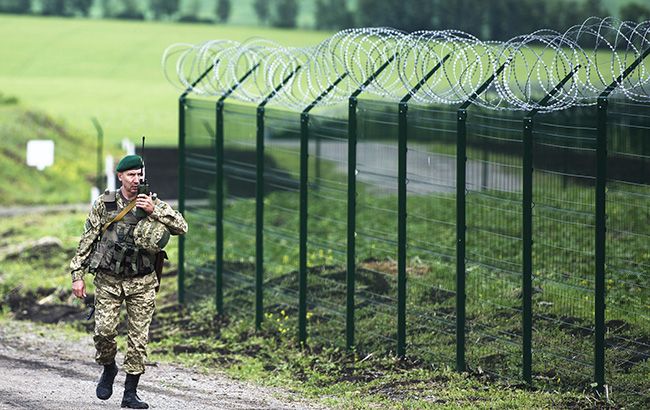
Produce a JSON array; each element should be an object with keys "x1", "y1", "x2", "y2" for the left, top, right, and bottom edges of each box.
[{"x1": 117, "y1": 169, "x2": 142, "y2": 197}]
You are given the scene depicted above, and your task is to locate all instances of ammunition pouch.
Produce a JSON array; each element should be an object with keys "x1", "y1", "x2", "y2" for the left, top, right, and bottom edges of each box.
[{"x1": 89, "y1": 236, "x2": 156, "y2": 278}]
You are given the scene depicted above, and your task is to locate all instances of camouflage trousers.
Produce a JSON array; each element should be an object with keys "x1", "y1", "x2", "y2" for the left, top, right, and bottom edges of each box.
[{"x1": 93, "y1": 273, "x2": 156, "y2": 375}]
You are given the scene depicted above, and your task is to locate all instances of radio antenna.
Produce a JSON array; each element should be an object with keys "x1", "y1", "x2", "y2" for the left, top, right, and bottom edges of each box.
[{"x1": 140, "y1": 136, "x2": 146, "y2": 181}]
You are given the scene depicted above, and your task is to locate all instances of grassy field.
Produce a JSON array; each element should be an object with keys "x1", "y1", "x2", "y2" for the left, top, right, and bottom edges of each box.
[
  {"x1": 0, "y1": 209, "x2": 598, "y2": 409},
  {"x1": 1, "y1": 13, "x2": 643, "y2": 154},
  {"x1": 0, "y1": 104, "x2": 96, "y2": 204},
  {"x1": 0, "y1": 15, "x2": 332, "y2": 148},
  {"x1": 0, "y1": 13, "x2": 641, "y2": 162}
]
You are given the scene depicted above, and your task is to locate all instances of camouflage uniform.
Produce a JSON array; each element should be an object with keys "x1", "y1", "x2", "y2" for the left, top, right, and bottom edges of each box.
[{"x1": 70, "y1": 190, "x2": 187, "y2": 375}]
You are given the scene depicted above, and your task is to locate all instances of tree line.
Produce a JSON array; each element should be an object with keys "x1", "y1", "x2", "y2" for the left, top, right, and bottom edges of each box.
[
  {"x1": 0, "y1": 0, "x2": 299, "y2": 25},
  {"x1": 1, "y1": 0, "x2": 649, "y2": 38}
]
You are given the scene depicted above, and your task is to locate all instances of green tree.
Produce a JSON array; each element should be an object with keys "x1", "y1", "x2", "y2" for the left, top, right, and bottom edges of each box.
[
  {"x1": 315, "y1": 0, "x2": 354, "y2": 30},
  {"x1": 535, "y1": 1, "x2": 561, "y2": 33},
  {"x1": 435, "y1": 0, "x2": 483, "y2": 36},
  {"x1": 545, "y1": 0, "x2": 611, "y2": 33},
  {"x1": 485, "y1": 0, "x2": 510, "y2": 39},
  {"x1": 150, "y1": 0, "x2": 179, "y2": 19},
  {"x1": 271, "y1": 0, "x2": 298, "y2": 28},
  {"x1": 216, "y1": 0, "x2": 230, "y2": 22},
  {"x1": 69, "y1": 0, "x2": 92, "y2": 16},
  {"x1": 116, "y1": 0, "x2": 143, "y2": 19},
  {"x1": 485, "y1": 0, "x2": 577, "y2": 40},
  {"x1": 0, "y1": 0, "x2": 31, "y2": 13},
  {"x1": 177, "y1": 0, "x2": 204, "y2": 22},
  {"x1": 620, "y1": 2, "x2": 650, "y2": 23},
  {"x1": 253, "y1": 0, "x2": 269, "y2": 24},
  {"x1": 99, "y1": 0, "x2": 116, "y2": 17},
  {"x1": 581, "y1": 0, "x2": 606, "y2": 18},
  {"x1": 357, "y1": 0, "x2": 434, "y2": 32},
  {"x1": 41, "y1": 0, "x2": 65, "y2": 15}
]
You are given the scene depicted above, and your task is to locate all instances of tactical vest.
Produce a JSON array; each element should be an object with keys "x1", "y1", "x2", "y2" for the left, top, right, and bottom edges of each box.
[{"x1": 88, "y1": 190, "x2": 156, "y2": 277}]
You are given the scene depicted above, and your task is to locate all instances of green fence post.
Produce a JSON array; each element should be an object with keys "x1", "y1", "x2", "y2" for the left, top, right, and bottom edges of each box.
[
  {"x1": 215, "y1": 64, "x2": 259, "y2": 316},
  {"x1": 346, "y1": 95, "x2": 357, "y2": 350},
  {"x1": 178, "y1": 97, "x2": 186, "y2": 306},
  {"x1": 299, "y1": 111, "x2": 309, "y2": 343},
  {"x1": 299, "y1": 73, "x2": 348, "y2": 345},
  {"x1": 456, "y1": 108, "x2": 467, "y2": 371},
  {"x1": 92, "y1": 118, "x2": 103, "y2": 190},
  {"x1": 397, "y1": 100, "x2": 408, "y2": 358},
  {"x1": 346, "y1": 55, "x2": 397, "y2": 350},
  {"x1": 255, "y1": 66, "x2": 301, "y2": 330},
  {"x1": 593, "y1": 45, "x2": 650, "y2": 393},
  {"x1": 522, "y1": 114, "x2": 533, "y2": 385},
  {"x1": 215, "y1": 100, "x2": 225, "y2": 314},
  {"x1": 595, "y1": 96, "x2": 607, "y2": 392},
  {"x1": 396, "y1": 54, "x2": 450, "y2": 358},
  {"x1": 455, "y1": 61, "x2": 508, "y2": 372},
  {"x1": 255, "y1": 105, "x2": 265, "y2": 329},
  {"x1": 522, "y1": 65, "x2": 581, "y2": 384},
  {"x1": 177, "y1": 63, "x2": 215, "y2": 306}
]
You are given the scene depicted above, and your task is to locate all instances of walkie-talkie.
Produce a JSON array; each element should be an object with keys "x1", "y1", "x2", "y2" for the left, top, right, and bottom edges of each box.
[{"x1": 136, "y1": 136, "x2": 149, "y2": 219}]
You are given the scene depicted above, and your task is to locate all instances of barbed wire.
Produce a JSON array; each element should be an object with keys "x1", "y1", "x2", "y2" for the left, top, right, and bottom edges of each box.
[{"x1": 162, "y1": 17, "x2": 650, "y2": 112}]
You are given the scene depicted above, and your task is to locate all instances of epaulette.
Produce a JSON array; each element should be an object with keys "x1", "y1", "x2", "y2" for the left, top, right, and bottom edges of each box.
[{"x1": 102, "y1": 189, "x2": 117, "y2": 211}]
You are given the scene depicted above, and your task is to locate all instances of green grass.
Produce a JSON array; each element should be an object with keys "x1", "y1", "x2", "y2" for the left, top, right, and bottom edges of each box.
[
  {"x1": 0, "y1": 212, "x2": 86, "y2": 296},
  {"x1": 0, "y1": 15, "x2": 332, "y2": 147},
  {"x1": 180, "y1": 182, "x2": 649, "y2": 408},
  {"x1": 0, "y1": 104, "x2": 96, "y2": 204},
  {"x1": 0, "y1": 154, "x2": 639, "y2": 409},
  {"x1": 175, "y1": 106, "x2": 650, "y2": 408},
  {"x1": 146, "y1": 299, "x2": 595, "y2": 410},
  {"x1": 0, "y1": 205, "x2": 596, "y2": 410}
]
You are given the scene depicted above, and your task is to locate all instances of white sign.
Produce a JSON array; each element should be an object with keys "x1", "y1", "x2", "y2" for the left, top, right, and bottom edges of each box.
[{"x1": 26, "y1": 140, "x2": 54, "y2": 170}]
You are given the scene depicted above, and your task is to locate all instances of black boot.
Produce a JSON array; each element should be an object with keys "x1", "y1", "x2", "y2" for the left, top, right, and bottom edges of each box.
[
  {"x1": 96, "y1": 362, "x2": 118, "y2": 400},
  {"x1": 121, "y1": 373, "x2": 149, "y2": 409}
]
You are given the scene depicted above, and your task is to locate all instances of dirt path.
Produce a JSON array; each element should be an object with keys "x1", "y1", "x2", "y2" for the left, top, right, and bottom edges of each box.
[
  {"x1": 0, "y1": 319, "x2": 328, "y2": 410},
  {"x1": 0, "y1": 204, "x2": 90, "y2": 218}
]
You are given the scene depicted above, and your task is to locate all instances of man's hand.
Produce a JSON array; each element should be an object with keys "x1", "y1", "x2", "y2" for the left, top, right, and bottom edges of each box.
[
  {"x1": 136, "y1": 193, "x2": 154, "y2": 215},
  {"x1": 72, "y1": 279, "x2": 86, "y2": 299}
]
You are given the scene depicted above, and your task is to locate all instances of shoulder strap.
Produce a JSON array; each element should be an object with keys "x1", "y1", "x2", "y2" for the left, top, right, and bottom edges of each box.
[
  {"x1": 102, "y1": 190, "x2": 117, "y2": 211},
  {"x1": 101, "y1": 199, "x2": 137, "y2": 234}
]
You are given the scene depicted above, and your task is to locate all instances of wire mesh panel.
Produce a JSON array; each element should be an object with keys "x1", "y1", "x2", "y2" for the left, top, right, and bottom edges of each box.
[
  {"x1": 355, "y1": 98, "x2": 400, "y2": 353},
  {"x1": 169, "y1": 22, "x2": 650, "y2": 403},
  {"x1": 531, "y1": 107, "x2": 597, "y2": 390},
  {"x1": 305, "y1": 109, "x2": 349, "y2": 348},
  {"x1": 405, "y1": 104, "x2": 457, "y2": 365},
  {"x1": 464, "y1": 107, "x2": 523, "y2": 380},
  {"x1": 605, "y1": 98, "x2": 650, "y2": 409},
  {"x1": 221, "y1": 102, "x2": 257, "y2": 316},
  {"x1": 262, "y1": 106, "x2": 301, "y2": 330},
  {"x1": 183, "y1": 98, "x2": 217, "y2": 306}
]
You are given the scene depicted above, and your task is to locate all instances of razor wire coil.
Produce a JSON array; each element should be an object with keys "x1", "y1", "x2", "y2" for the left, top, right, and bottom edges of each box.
[{"x1": 163, "y1": 17, "x2": 650, "y2": 112}]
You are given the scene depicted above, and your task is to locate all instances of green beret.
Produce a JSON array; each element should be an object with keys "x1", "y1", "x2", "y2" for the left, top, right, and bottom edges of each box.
[{"x1": 116, "y1": 155, "x2": 143, "y2": 172}]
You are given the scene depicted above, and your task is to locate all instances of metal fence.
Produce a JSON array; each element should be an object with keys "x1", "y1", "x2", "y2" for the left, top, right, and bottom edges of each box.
[{"x1": 171, "y1": 18, "x2": 650, "y2": 407}]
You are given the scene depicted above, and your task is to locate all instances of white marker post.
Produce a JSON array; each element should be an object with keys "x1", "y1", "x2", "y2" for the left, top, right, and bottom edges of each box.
[{"x1": 105, "y1": 155, "x2": 115, "y2": 191}]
